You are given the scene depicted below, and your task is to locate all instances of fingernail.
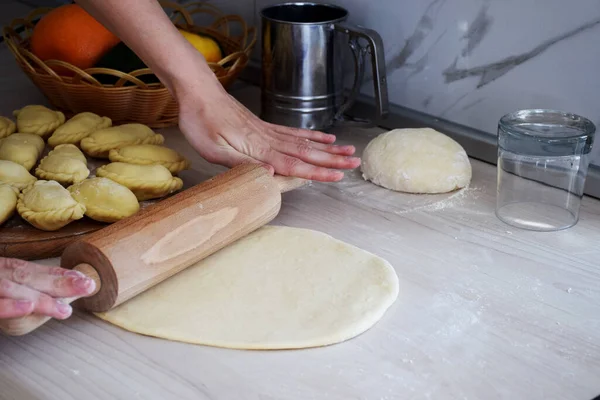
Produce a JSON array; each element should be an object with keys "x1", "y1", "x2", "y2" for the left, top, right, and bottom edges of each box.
[
  {"x1": 261, "y1": 164, "x2": 275, "y2": 175},
  {"x1": 73, "y1": 277, "x2": 92, "y2": 290},
  {"x1": 56, "y1": 301, "x2": 72, "y2": 315},
  {"x1": 65, "y1": 270, "x2": 85, "y2": 278}
]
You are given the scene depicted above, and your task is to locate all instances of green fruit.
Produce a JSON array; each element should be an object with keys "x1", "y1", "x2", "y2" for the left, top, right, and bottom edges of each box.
[{"x1": 93, "y1": 42, "x2": 160, "y2": 86}]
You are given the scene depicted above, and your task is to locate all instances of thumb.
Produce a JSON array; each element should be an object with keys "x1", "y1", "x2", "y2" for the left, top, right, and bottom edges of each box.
[{"x1": 203, "y1": 143, "x2": 274, "y2": 174}]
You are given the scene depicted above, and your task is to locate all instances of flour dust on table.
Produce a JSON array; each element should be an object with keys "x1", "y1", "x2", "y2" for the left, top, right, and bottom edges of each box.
[
  {"x1": 361, "y1": 128, "x2": 472, "y2": 194},
  {"x1": 96, "y1": 226, "x2": 399, "y2": 350}
]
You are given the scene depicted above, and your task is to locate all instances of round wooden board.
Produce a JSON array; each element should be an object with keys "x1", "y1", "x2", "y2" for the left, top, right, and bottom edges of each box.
[
  {"x1": 0, "y1": 138, "x2": 190, "y2": 261},
  {"x1": 0, "y1": 200, "x2": 158, "y2": 261}
]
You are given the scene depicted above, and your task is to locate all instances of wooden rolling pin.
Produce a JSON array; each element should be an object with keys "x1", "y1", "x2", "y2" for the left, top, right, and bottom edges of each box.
[{"x1": 0, "y1": 164, "x2": 306, "y2": 336}]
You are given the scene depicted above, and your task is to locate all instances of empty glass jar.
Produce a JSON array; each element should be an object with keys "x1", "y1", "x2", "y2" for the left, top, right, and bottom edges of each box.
[{"x1": 496, "y1": 109, "x2": 596, "y2": 231}]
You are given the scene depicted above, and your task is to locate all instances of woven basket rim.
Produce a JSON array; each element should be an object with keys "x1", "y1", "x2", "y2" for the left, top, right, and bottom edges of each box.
[
  {"x1": 2, "y1": 0, "x2": 257, "y2": 90},
  {"x1": 0, "y1": 1, "x2": 256, "y2": 128}
]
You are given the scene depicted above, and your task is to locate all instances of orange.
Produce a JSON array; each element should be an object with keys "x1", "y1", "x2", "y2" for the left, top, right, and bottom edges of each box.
[{"x1": 30, "y1": 4, "x2": 120, "y2": 75}]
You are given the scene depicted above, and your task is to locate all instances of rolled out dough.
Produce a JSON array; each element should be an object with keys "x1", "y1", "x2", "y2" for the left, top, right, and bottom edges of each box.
[
  {"x1": 96, "y1": 226, "x2": 399, "y2": 350},
  {"x1": 361, "y1": 127, "x2": 472, "y2": 194}
]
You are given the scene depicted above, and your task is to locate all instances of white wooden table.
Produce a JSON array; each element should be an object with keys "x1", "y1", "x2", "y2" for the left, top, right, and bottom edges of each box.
[
  {"x1": 2, "y1": 84, "x2": 600, "y2": 400},
  {"x1": 1, "y1": 5, "x2": 600, "y2": 398}
]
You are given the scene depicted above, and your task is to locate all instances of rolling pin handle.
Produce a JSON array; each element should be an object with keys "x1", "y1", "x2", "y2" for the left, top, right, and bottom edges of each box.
[
  {"x1": 73, "y1": 263, "x2": 102, "y2": 294},
  {"x1": 0, "y1": 263, "x2": 101, "y2": 337},
  {"x1": 274, "y1": 175, "x2": 308, "y2": 193}
]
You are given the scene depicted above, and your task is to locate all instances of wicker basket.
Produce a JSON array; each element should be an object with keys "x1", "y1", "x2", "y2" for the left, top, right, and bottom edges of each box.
[{"x1": 2, "y1": 1, "x2": 256, "y2": 128}]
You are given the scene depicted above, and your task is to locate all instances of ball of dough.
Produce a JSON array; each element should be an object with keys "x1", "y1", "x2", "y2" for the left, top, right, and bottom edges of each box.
[{"x1": 361, "y1": 128, "x2": 472, "y2": 194}]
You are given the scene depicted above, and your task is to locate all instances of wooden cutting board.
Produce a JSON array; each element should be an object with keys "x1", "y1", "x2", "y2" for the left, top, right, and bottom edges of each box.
[
  {"x1": 0, "y1": 147, "x2": 191, "y2": 261},
  {"x1": 0, "y1": 200, "x2": 160, "y2": 260}
]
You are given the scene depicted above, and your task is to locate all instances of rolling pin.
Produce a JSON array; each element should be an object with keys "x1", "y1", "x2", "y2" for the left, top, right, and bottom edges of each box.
[{"x1": 0, "y1": 164, "x2": 306, "y2": 336}]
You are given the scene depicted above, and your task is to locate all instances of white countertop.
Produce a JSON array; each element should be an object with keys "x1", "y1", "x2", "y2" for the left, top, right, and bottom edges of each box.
[{"x1": 1, "y1": 5, "x2": 600, "y2": 398}]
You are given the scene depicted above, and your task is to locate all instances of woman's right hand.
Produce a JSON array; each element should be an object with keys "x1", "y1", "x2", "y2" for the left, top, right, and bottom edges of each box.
[{"x1": 0, "y1": 257, "x2": 96, "y2": 320}]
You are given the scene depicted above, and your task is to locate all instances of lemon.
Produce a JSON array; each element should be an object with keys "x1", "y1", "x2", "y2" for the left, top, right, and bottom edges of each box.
[{"x1": 178, "y1": 29, "x2": 223, "y2": 63}]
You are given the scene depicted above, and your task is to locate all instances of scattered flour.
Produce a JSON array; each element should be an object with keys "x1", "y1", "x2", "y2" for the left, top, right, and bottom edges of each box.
[{"x1": 394, "y1": 186, "x2": 480, "y2": 214}]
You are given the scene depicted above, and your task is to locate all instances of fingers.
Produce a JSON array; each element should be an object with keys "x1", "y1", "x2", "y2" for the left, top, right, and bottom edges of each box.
[
  {"x1": 270, "y1": 124, "x2": 337, "y2": 144},
  {"x1": 0, "y1": 258, "x2": 96, "y2": 298},
  {"x1": 0, "y1": 278, "x2": 72, "y2": 320},
  {"x1": 261, "y1": 149, "x2": 346, "y2": 182},
  {"x1": 271, "y1": 140, "x2": 361, "y2": 170},
  {"x1": 0, "y1": 299, "x2": 34, "y2": 319},
  {"x1": 214, "y1": 131, "x2": 355, "y2": 181},
  {"x1": 273, "y1": 132, "x2": 356, "y2": 156}
]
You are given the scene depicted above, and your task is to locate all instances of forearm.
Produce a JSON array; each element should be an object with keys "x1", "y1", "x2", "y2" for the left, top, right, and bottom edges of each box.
[{"x1": 74, "y1": 0, "x2": 223, "y2": 99}]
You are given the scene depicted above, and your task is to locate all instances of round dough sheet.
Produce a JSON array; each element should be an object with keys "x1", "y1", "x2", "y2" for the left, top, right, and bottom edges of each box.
[{"x1": 95, "y1": 226, "x2": 399, "y2": 350}]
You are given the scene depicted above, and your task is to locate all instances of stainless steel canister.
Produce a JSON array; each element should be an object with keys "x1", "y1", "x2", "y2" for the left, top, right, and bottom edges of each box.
[{"x1": 260, "y1": 2, "x2": 389, "y2": 130}]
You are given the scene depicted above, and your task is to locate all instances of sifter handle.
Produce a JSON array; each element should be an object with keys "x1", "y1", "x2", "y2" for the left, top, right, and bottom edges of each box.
[{"x1": 0, "y1": 263, "x2": 101, "y2": 336}]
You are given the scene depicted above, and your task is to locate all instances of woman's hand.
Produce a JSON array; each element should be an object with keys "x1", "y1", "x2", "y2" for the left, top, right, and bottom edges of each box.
[
  {"x1": 0, "y1": 258, "x2": 96, "y2": 320},
  {"x1": 177, "y1": 92, "x2": 361, "y2": 182}
]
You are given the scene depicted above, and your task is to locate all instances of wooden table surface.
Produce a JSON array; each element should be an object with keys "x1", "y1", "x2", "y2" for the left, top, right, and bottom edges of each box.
[
  {"x1": 2, "y1": 84, "x2": 600, "y2": 400},
  {"x1": 1, "y1": 4, "x2": 600, "y2": 397}
]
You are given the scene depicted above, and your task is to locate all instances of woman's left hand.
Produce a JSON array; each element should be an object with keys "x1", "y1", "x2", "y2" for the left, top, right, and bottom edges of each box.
[{"x1": 0, "y1": 257, "x2": 96, "y2": 320}]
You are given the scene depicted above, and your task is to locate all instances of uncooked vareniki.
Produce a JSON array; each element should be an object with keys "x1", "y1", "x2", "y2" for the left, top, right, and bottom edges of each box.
[
  {"x1": 36, "y1": 144, "x2": 90, "y2": 185},
  {"x1": 109, "y1": 144, "x2": 190, "y2": 174},
  {"x1": 0, "y1": 183, "x2": 18, "y2": 225},
  {"x1": 0, "y1": 133, "x2": 45, "y2": 170},
  {"x1": 13, "y1": 105, "x2": 65, "y2": 137},
  {"x1": 96, "y1": 162, "x2": 183, "y2": 201},
  {"x1": 17, "y1": 180, "x2": 85, "y2": 231},
  {"x1": 0, "y1": 116, "x2": 16, "y2": 139},
  {"x1": 48, "y1": 112, "x2": 112, "y2": 147},
  {"x1": 80, "y1": 124, "x2": 164, "y2": 158},
  {"x1": 48, "y1": 143, "x2": 87, "y2": 164},
  {"x1": 0, "y1": 160, "x2": 37, "y2": 190},
  {"x1": 68, "y1": 177, "x2": 140, "y2": 223}
]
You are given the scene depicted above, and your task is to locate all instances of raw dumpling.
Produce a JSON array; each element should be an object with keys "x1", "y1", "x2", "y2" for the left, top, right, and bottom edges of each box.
[
  {"x1": 46, "y1": 143, "x2": 87, "y2": 164},
  {"x1": 0, "y1": 133, "x2": 45, "y2": 171},
  {"x1": 36, "y1": 144, "x2": 90, "y2": 185},
  {"x1": 48, "y1": 112, "x2": 112, "y2": 147},
  {"x1": 108, "y1": 144, "x2": 190, "y2": 174},
  {"x1": 96, "y1": 162, "x2": 183, "y2": 201},
  {"x1": 80, "y1": 124, "x2": 165, "y2": 158},
  {"x1": 68, "y1": 177, "x2": 139, "y2": 223},
  {"x1": 13, "y1": 105, "x2": 65, "y2": 137},
  {"x1": 17, "y1": 180, "x2": 86, "y2": 231},
  {"x1": 0, "y1": 184, "x2": 18, "y2": 225},
  {"x1": 35, "y1": 145, "x2": 88, "y2": 184},
  {"x1": 0, "y1": 160, "x2": 37, "y2": 190},
  {"x1": 0, "y1": 116, "x2": 16, "y2": 139}
]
